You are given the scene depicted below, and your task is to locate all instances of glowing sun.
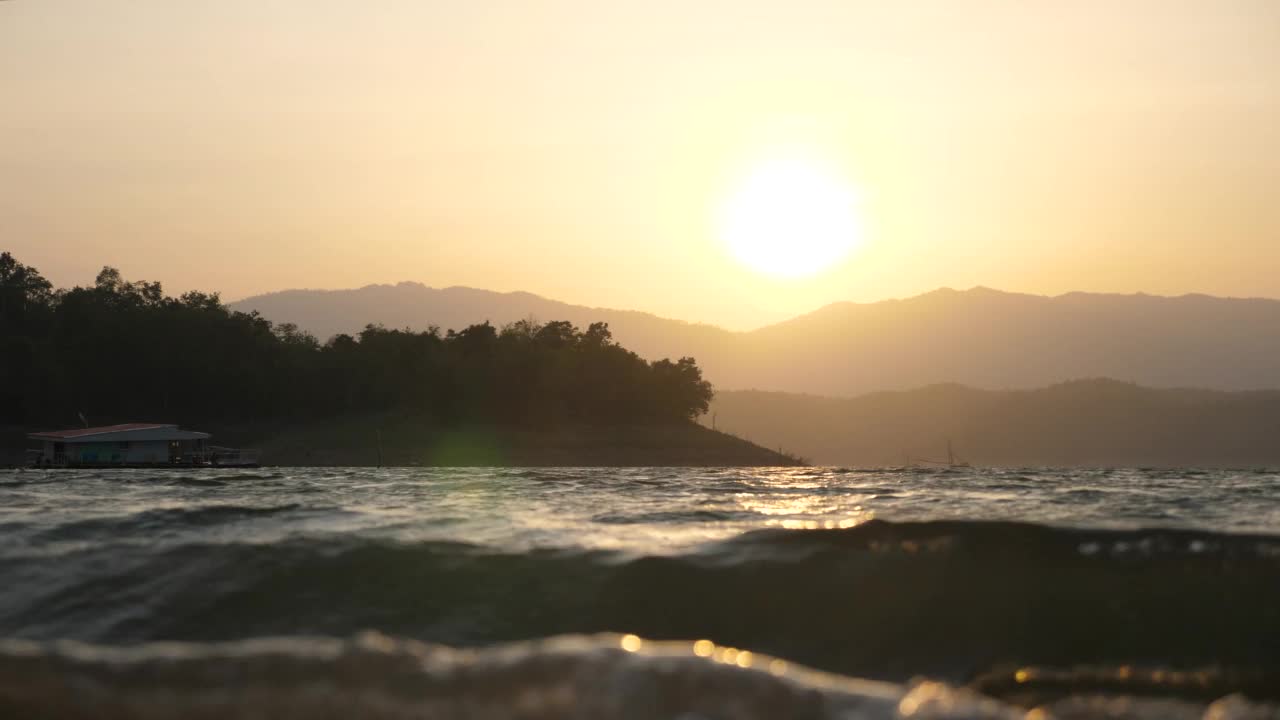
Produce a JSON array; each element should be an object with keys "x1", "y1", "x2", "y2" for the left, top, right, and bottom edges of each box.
[{"x1": 717, "y1": 153, "x2": 862, "y2": 278}]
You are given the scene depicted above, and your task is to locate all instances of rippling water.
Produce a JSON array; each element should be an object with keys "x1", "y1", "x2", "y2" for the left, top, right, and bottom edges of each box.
[
  {"x1": 3, "y1": 466, "x2": 1279, "y2": 718},
  {"x1": 6, "y1": 466, "x2": 1280, "y2": 555}
]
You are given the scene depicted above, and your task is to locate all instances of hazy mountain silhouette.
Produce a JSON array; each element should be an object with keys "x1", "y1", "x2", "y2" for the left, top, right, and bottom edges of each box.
[
  {"x1": 708, "y1": 380, "x2": 1280, "y2": 468},
  {"x1": 230, "y1": 283, "x2": 731, "y2": 370},
  {"x1": 231, "y1": 285, "x2": 1280, "y2": 395}
]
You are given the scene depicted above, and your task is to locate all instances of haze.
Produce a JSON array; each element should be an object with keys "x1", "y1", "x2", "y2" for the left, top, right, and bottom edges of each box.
[{"x1": 3, "y1": 0, "x2": 1278, "y2": 329}]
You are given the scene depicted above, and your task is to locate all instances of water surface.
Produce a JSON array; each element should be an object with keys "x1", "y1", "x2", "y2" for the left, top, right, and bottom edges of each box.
[{"x1": 3, "y1": 466, "x2": 1279, "y2": 714}]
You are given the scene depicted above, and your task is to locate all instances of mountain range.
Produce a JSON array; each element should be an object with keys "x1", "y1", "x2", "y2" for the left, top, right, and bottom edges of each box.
[
  {"x1": 707, "y1": 381, "x2": 1280, "y2": 467},
  {"x1": 231, "y1": 284, "x2": 1280, "y2": 397}
]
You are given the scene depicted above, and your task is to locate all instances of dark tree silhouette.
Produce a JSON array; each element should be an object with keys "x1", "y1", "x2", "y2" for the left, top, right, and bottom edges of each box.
[{"x1": 0, "y1": 253, "x2": 714, "y2": 429}]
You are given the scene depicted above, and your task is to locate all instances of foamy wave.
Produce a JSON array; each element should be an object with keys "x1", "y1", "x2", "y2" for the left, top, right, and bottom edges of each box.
[{"x1": 0, "y1": 633, "x2": 1274, "y2": 719}]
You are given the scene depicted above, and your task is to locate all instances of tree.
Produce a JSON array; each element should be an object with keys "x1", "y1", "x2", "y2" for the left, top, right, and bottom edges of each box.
[
  {"x1": 0, "y1": 252, "x2": 717, "y2": 428},
  {"x1": 0, "y1": 252, "x2": 54, "y2": 336}
]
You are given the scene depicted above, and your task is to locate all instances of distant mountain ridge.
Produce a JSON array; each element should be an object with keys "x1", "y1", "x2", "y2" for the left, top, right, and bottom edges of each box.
[
  {"x1": 230, "y1": 285, "x2": 1280, "y2": 396},
  {"x1": 706, "y1": 380, "x2": 1280, "y2": 467},
  {"x1": 230, "y1": 282, "x2": 731, "y2": 370}
]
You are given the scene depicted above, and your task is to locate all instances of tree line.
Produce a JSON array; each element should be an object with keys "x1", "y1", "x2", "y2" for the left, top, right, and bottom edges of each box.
[{"x1": 0, "y1": 253, "x2": 713, "y2": 428}]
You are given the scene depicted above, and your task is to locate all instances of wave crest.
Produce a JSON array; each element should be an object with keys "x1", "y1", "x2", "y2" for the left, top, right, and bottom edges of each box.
[{"x1": 2, "y1": 633, "x2": 1277, "y2": 719}]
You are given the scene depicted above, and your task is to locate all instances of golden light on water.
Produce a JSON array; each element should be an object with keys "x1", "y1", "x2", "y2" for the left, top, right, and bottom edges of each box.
[
  {"x1": 733, "y1": 478, "x2": 873, "y2": 529},
  {"x1": 691, "y1": 640, "x2": 763, "y2": 671},
  {"x1": 620, "y1": 634, "x2": 643, "y2": 652},
  {"x1": 717, "y1": 150, "x2": 862, "y2": 278},
  {"x1": 777, "y1": 516, "x2": 870, "y2": 530}
]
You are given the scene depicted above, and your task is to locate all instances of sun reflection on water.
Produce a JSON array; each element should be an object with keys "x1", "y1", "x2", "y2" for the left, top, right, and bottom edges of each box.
[{"x1": 733, "y1": 475, "x2": 875, "y2": 530}]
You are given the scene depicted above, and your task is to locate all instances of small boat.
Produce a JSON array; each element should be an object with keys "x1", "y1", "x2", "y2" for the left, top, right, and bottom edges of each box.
[
  {"x1": 946, "y1": 440, "x2": 972, "y2": 469},
  {"x1": 907, "y1": 440, "x2": 972, "y2": 469}
]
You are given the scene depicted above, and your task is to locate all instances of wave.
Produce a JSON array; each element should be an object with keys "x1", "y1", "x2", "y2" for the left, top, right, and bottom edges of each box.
[
  {"x1": 0, "y1": 632, "x2": 1275, "y2": 719},
  {"x1": 32, "y1": 504, "x2": 306, "y2": 542},
  {"x1": 4, "y1": 519, "x2": 1280, "y2": 689},
  {"x1": 591, "y1": 509, "x2": 745, "y2": 524}
]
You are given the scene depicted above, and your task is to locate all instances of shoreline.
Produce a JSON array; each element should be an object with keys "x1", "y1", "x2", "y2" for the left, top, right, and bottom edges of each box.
[
  {"x1": 3, "y1": 420, "x2": 806, "y2": 469},
  {"x1": 245, "y1": 419, "x2": 807, "y2": 467}
]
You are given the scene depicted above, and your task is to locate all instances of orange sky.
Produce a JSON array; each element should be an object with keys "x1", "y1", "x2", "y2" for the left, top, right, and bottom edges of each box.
[{"x1": 2, "y1": 1, "x2": 1278, "y2": 329}]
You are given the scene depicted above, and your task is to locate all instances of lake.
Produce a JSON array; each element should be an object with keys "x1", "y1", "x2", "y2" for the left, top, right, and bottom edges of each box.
[{"x1": 2, "y1": 466, "x2": 1279, "y2": 718}]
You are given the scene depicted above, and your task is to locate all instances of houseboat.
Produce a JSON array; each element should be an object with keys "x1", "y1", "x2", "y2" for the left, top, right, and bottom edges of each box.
[{"x1": 27, "y1": 423, "x2": 260, "y2": 468}]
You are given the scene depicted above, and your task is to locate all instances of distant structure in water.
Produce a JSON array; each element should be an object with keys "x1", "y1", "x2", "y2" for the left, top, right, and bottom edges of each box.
[
  {"x1": 907, "y1": 440, "x2": 972, "y2": 469},
  {"x1": 26, "y1": 423, "x2": 259, "y2": 468},
  {"x1": 946, "y1": 440, "x2": 971, "y2": 469}
]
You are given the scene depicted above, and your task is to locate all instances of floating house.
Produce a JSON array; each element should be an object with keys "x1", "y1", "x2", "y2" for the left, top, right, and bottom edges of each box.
[{"x1": 27, "y1": 423, "x2": 259, "y2": 468}]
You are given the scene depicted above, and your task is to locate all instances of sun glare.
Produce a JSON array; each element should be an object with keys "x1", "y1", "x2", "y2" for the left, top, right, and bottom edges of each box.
[{"x1": 717, "y1": 152, "x2": 862, "y2": 278}]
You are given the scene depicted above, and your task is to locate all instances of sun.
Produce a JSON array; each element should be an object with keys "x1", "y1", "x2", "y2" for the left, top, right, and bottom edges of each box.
[{"x1": 717, "y1": 152, "x2": 862, "y2": 278}]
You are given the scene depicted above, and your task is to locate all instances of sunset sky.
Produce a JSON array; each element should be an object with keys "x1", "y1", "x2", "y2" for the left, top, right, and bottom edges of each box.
[{"x1": 3, "y1": 0, "x2": 1278, "y2": 329}]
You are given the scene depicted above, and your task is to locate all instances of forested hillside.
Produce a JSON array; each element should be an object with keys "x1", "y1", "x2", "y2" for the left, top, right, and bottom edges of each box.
[{"x1": 0, "y1": 253, "x2": 712, "y2": 430}]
